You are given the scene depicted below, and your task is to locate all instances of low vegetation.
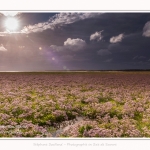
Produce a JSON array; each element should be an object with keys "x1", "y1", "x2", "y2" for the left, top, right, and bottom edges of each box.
[{"x1": 0, "y1": 71, "x2": 150, "y2": 137}]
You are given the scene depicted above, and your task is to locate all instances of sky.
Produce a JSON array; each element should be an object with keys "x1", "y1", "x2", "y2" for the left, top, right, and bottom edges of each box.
[{"x1": 0, "y1": 12, "x2": 150, "y2": 71}]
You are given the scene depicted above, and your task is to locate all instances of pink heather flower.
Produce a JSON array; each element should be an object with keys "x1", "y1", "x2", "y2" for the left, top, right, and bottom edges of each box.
[{"x1": 137, "y1": 107, "x2": 144, "y2": 112}]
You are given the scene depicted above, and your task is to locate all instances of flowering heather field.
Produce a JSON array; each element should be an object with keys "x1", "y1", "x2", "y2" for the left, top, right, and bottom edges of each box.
[{"x1": 0, "y1": 71, "x2": 150, "y2": 137}]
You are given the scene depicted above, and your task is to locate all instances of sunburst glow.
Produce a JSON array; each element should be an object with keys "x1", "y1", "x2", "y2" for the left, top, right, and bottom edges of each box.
[
  {"x1": 1, "y1": 12, "x2": 18, "y2": 16},
  {"x1": 5, "y1": 17, "x2": 19, "y2": 31}
]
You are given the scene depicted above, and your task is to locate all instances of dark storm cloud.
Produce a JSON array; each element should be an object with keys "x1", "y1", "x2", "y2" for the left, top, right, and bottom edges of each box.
[
  {"x1": 97, "y1": 49, "x2": 111, "y2": 56},
  {"x1": 0, "y1": 12, "x2": 150, "y2": 71},
  {"x1": 133, "y1": 55, "x2": 146, "y2": 60},
  {"x1": 105, "y1": 32, "x2": 150, "y2": 68}
]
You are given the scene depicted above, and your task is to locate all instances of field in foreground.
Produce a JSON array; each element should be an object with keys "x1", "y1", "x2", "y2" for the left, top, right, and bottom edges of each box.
[{"x1": 0, "y1": 71, "x2": 150, "y2": 137}]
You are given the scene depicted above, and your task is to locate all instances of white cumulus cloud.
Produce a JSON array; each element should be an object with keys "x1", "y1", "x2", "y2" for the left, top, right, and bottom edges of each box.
[
  {"x1": 50, "y1": 38, "x2": 86, "y2": 52},
  {"x1": 64, "y1": 38, "x2": 86, "y2": 48},
  {"x1": 21, "y1": 13, "x2": 102, "y2": 34},
  {"x1": 143, "y1": 21, "x2": 150, "y2": 37},
  {"x1": 64, "y1": 38, "x2": 86, "y2": 51},
  {"x1": 90, "y1": 30, "x2": 103, "y2": 41},
  {"x1": 110, "y1": 34, "x2": 124, "y2": 43}
]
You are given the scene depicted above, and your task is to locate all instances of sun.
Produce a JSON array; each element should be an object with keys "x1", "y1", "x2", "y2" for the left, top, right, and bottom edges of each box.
[{"x1": 5, "y1": 17, "x2": 19, "y2": 31}]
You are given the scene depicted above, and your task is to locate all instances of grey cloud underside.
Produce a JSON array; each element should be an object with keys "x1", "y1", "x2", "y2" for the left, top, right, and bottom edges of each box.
[
  {"x1": 0, "y1": 13, "x2": 150, "y2": 70},
  {"x1": 97, "y1": 49, "x2": 111, "y2": 56}
]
